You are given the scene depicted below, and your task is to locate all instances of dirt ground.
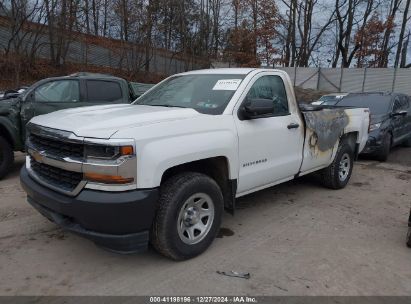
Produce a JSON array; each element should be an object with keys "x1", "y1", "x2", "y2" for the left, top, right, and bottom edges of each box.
[{"x1": 0, "y1": 148, "x2": 410, "y2": 296}]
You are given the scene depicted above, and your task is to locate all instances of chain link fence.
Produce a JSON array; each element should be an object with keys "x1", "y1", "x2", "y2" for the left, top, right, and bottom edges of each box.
[{"x1": 275, "y1": 67, "x2": 411, "y2": 95}]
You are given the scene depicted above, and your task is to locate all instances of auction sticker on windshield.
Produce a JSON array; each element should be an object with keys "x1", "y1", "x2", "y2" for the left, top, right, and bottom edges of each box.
[{"x1": 212, "y1": 79, "x2": 242, "y2": 91}]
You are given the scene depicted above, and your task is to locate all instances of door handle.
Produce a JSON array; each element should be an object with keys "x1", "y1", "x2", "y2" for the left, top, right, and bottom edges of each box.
[{"x1": 287, "y1": 123, "x2": 300, "y2": 129}]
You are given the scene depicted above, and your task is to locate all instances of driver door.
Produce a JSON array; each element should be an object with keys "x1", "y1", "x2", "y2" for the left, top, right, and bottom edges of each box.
[
  {"x1": 403, "y1": 96, "x2": 411, "y2": 139},
  {"x1": 391, "y1": 96, "x2": 408, "y2": 144},
  {"x1": 234, "y1": 73, "x2": 304, "y2": 195},
  {"x1": 33, "y1": 79, "x2": 82, "y2": 116}
]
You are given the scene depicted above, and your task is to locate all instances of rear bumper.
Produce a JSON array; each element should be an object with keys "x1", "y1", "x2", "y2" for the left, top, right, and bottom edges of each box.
[{"x1": 20, "y1": 166, "x2": 158, "y2": 253}]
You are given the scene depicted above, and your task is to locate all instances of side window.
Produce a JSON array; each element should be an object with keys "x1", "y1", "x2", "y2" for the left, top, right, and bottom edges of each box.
[
  {"x1": 246, "y1": 75, "x2": 289, "y2": 116},
  {"x1": 401, "y1": 95, "x2": 410, "y2": 109},
  {"x1": 35, "y1": 80, "x2": 79, "y2": 102},
  {"x1": 86, "y1": 80, "x2": 122, "y2": 102},
  {"x1": 393, "y1": 97, "x2": 402, "y2": 113}
]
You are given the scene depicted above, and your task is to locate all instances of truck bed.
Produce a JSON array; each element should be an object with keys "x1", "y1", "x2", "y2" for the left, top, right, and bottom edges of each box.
[{"x1": 298, "y1": 104, "x2": 370, "y2": 174}]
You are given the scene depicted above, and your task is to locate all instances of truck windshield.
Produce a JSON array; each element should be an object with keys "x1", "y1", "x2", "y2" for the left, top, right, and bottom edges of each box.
[
  {"x1": 134, "y1": 74, "x2": 245, "y2": 115},
  {"x1": 335, "y1": 95, "x2": 392, "y2": 115}
]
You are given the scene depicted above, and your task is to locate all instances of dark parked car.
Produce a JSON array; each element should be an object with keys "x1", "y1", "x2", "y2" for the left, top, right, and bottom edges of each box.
[{"x1": 335, "y1": 92, "x2": 411, "y2": 161}]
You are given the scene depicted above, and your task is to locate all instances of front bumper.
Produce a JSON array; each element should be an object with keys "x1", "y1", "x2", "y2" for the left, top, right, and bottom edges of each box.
[
  {"x1": 20, "y1": 166, "x2": 158, "y2": 253},
  {"x1": 360, "y1": 130, "x2": 384, "y2": 155}
]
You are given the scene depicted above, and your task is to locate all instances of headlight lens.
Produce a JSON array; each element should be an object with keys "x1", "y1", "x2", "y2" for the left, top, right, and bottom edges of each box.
[
  {"x1": 83, "y1": 143, "x2": 136, "y2": 187},
  {"x1": 84, "y1": 144, "x2": 134, "y2": 160},
  {"x1": 369, "y1": 123, "x2": 381, "y2": 132}
]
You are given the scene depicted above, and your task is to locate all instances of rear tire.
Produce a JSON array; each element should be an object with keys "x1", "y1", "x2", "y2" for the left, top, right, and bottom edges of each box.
[
  {"x1": 376, "y1": 133, "x2": 391, "y2": 162},
  {"x1": 0, "y1": 136, "x2": 13, "y2": 180},
  {"x1": 407, "y1": 228, "x2": 411, "y2": 248},
  {"x1": 320, "y1": 142, "x2": 354, "y2": 189},
  {"x1": 150, "y1": 172, "x2": 223, "y2": 260}
]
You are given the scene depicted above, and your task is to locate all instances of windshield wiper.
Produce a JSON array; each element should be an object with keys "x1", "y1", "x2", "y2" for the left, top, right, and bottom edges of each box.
[{"x1": 145, "y1": 104, "x2": 187, "y2": 108}]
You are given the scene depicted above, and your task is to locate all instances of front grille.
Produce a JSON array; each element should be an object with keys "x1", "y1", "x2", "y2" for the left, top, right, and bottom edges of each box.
[
  {"x1": 30, "y1": 156, "x2": 83, "y2": 192},
  {"x1": 29, "y1": 133, "x2": 84, "y2": 159}
]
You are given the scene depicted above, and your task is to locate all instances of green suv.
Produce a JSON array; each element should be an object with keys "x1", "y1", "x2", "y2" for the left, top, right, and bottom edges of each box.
[{"x1": 0, "y1": 73, "x2": 153, "y2": 179}]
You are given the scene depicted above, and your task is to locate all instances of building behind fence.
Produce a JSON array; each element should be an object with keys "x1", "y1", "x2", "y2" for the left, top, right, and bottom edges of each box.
[{"x1": 275, "y1": 67, "x2": 411, "y2": 96}]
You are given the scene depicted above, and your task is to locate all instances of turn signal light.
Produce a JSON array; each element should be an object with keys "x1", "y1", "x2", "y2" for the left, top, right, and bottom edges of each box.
[
  {"x1": 120, "y1": 145, "x2": 134, "y2": 156},
  {"x1": 85, "y1": 173, "x2": 134, "y2": 184}
]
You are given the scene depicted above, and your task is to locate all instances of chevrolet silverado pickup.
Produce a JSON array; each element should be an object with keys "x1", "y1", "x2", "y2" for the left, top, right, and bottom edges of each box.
[
  {"x1": 20, "y1": 68, "x2": 370, "y2": 260},
  {"x1": 0, "y1": 73, "x2": 153, "y2": 179}
]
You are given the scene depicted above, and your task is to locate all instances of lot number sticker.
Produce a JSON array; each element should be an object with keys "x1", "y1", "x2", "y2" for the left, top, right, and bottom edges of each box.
[{"x1": 212, "y1": 79, "x2": 242, "y2": 91}]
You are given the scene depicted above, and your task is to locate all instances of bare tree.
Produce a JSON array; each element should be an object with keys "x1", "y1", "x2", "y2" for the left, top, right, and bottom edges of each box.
[
  {"x1": 378, "y1": 0, "x2": 402, "y2": 67},
  {"x1": 295, "y1": 0, "x2": 336, "y2": 67},
  {"x1": 394, "y1": 0, "x2": 411, "y2": 67},
  {"x1": 0, "y1": 0, "x2": 41, "y2": 55},
  {"x1": 333, "y1": 0, "x2": 376, "y2": 67},
  {"x1": 210, "y1": 0, "x2": 222, "y2": 56},
  {"x1": 2, "y1": 0, "x2": 411, "y2": 83},
  {"x1": 401, "y1": 31, "x2": 410, "y2": 67},
  {"x1": 281, "y1": 0, "x2": 297, "y2": 67}
]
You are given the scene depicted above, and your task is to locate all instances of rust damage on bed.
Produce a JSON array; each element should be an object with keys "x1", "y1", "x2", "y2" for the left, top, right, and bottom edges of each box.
[{"x1": 302, "y1": 109, "x2": 350, "y2": 153}]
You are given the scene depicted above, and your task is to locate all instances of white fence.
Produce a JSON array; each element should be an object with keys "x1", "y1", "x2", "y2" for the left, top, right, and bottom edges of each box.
[{"x1": 275, "y1": 67, "x2": 411, "y2": 95}]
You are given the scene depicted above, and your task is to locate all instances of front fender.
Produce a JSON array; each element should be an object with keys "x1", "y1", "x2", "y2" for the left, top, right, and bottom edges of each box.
[{"x1": 136, "y1": 130, "x2": 238, "y2": 188}]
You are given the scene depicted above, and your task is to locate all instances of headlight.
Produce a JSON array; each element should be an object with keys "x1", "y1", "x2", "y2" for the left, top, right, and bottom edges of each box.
[
  {"x1": 369, "y1": 123, "x2": 381, "y2": 132},
  {"x1": 84, "y1": 144, "x2": 134, "y2": 160},
  {"x1": 83, "y1": 143, "x2": 136, "y2": 187}
]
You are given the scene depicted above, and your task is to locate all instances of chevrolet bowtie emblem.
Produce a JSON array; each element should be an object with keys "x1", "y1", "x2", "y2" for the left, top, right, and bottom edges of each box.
[{"x1": 31, "y1": 150, "x2": 43, "y2": 163}]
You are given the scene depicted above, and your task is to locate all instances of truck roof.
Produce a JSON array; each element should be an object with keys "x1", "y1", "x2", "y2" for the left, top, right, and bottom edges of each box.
[
  {"x1": 39, "y1": 73, "x2": 126, "y2": 83},
  {"x1": 178, "y1": 68, "x2": 283, "y2": 76}
]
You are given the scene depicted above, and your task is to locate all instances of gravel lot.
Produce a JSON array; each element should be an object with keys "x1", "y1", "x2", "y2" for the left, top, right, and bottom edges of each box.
[{"x1": 0, "y1": 148, "x2": 410, "y2": 296}]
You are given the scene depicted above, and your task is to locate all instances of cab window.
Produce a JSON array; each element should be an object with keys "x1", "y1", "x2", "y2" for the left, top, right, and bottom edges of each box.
[
  {"x1": 246, "y1": 75, "x2": 289, "y2": 116},
  {"x1": 86, "y1": 80, "x2": 122, "y2": 102},
  {"x1": 393, "y1": 96, "x2": 408, "y2": 113},
  {"x1": 35, "y1": 80, "x2": 80, "y2": 103}
]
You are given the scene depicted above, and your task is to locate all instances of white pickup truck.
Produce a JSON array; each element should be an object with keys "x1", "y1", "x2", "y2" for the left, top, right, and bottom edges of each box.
[{"x1": 20, "y1": 68, "x2": 370, "y2": 260}]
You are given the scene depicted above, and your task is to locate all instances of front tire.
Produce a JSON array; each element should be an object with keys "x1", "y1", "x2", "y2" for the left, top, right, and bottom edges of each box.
[
  {"x1": 320, "y1": 142, "x2": 354, "y2": 189},
  {"x1": 376, "y1": 133, "x2": 391, "y2": 162},
  {"x1": 0, "y1": 136, "x2": 14, "y2": 180},
  {"x1": 407, "y1": 228, "x2": 411, "y2": 248},
  {"x1": 150, "y1": 172, "x2": 223, "y2": 260}
]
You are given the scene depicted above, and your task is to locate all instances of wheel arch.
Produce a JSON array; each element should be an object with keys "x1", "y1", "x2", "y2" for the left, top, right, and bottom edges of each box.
[
  {"x1": 387, "y1": 130, "x2": 394, "y2": 146},
  {"x1": 0, "y1": 120, "x2": 17, "y2": 149},
  {"x1": 160, "y1": 156, "x2": 237, "y2": 214},
  {"x1": 339, "y1": 132, "x2": 359, "y2": 159}
]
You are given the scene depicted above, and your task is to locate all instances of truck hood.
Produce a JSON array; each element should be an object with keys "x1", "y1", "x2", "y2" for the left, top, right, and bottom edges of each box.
[
  {"x1": 30, "y1": 104, "x2": 201, "y2": 138},
  {"x1": 370, "y1": 113, "x2": 389, "y2": 124}
]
